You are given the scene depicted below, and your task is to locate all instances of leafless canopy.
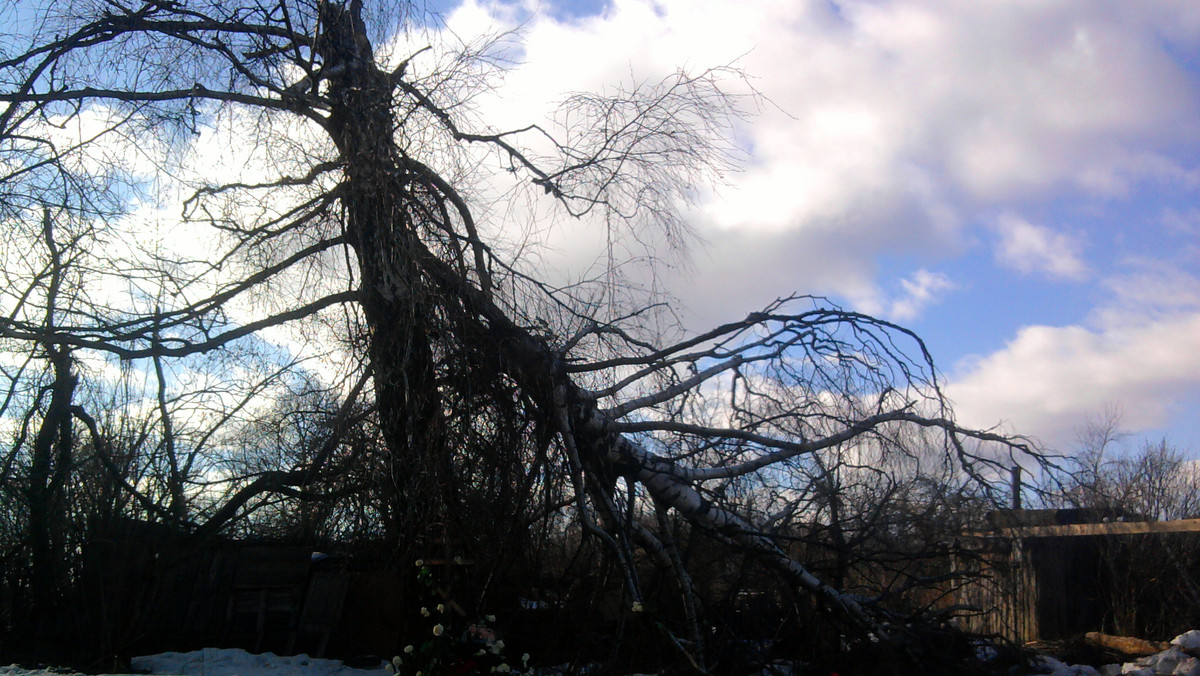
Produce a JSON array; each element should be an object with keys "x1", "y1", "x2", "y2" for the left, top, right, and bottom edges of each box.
[{"x1": 0, "y1": 1, "x2": 1045, "y2": 670}]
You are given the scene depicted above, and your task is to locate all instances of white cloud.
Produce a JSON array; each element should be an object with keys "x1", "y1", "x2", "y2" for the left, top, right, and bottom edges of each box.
[
  {"x1": 420, "y1": 0, "x2": 1200, "y2": 450},
  {"x1": 890, "y1": 269, "x2": 957, "y2": 322},
  {"x1": 853, "y1": 269, "x2": 956, "y2": 322},
  {"x1": 1091, "y1": 262, "x2": 1200, "y2": 324},
  {"x1": 947, "y1": 265, "x2": 1200, "y2": 448},
  {"x1": 423, "y1": 0, "x2": 1200, "y2": 326},
  {"x1": 37, "y1": 0, "x2": 1197, "y2": 448},
  {"x1": 991, "y1": 213, "x2": 1088, "y2": 280},
  {"x1": 1162, "y1": 207, "x2": 1200, "y2": 236}
]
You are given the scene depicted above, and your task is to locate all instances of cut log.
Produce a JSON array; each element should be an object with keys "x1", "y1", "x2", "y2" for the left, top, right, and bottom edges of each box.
[{"x1": 1084, "y1": 632, "x2": 1169, "y2": 658}]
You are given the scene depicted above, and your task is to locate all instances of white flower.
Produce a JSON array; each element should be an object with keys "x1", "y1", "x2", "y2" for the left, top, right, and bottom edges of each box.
[
  {"x1": 485, "y1": 614, "x2": 496, "y2": 622},
  {"x1": 631, "y1": 601, "x2": 644, "y2": 613},
  {"x1": 490, "y1": 639, "x2": 505, "y2": 654},
  {"x1": 436, "y1": 603, "x2": 445, "y2": 614},
  {"x1": 495, "y1": 664, "x2": 511, "y2": 673},
  {"x1": 453, "y1": 555, "x2": 464, "y2": 564},
  {"x1": 433, "y1": 623, "x2": 444, "y2": 637},
  {"x1": 403, "y1": 645, "x2": 414, "y2": 655},
  {"x1": 521, "y1": 653, "x2": 530, "y2": 665},
  {"x1": 420, "y1": 607, "x2": 430, "y2": 617},
  {"x1": 385, "y1": 664, "x2": 395, "y2": 675},
  {"x1": 392, "y1": 656, "x2": 402, "y2": 667},
  {"x1": 414, "y1": 559, "x2": 424, "y2": 567}
]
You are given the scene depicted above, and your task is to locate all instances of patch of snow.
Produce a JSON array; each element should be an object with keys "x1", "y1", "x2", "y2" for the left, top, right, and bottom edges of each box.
[
  {"x1": 1031, "y1": 654, "x2": 1101, "y2": 676},
  {"x1": 10, "y1": 632, "x2": 1200, "y2": 676},
  {"x1": 131, "y1": 648, "x2": 387, "y2": 676},
  {"x1": 1033, "y1": 631, "x2": 1200, "y2": 676},
  {"x1": 1173, "y1": 631, "x2": 1200, "y2": 652}
]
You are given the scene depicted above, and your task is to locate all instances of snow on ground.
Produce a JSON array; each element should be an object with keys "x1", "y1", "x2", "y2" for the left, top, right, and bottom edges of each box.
[
  {"x1": 9, "y1": 634, "x2": 1200, "y2": 676},
  {"x1": 1027, "y1": 631, "x2": 1200, "y2": 676},
  {"x1": 132, "y1": 648, "x2": 389, "y2": 676},
  {"x1": 1, "y1": 648, "x2": 389, "y2": 676}
]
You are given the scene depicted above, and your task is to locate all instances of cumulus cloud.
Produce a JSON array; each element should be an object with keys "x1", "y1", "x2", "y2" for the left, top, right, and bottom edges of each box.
[
  {"x1": 406, "y1": 2, "x2": 1200, "y2": 445},
  {"x1": 45, "y1": 0, "x2": 1194, "y2": 444},
  {"x1": 426, "y1": 0, "x2": 1200, "y2": 325},
  {"x1": 991, "y1": 213, "x2": 1089, "y2": 280},
  {"x1": 947, "y1": 264, "x2": 1200, "y2": 448}
]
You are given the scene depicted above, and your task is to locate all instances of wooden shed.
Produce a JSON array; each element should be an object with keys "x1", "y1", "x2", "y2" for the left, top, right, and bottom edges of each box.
[{"x1": 957, "y1": 510, "x2": 1200, "y2": 643}]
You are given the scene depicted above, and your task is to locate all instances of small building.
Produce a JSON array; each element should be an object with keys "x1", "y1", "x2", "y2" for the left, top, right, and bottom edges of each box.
[{"x1": 957, "y1": 509, "x2": 1200, "y2": 643}]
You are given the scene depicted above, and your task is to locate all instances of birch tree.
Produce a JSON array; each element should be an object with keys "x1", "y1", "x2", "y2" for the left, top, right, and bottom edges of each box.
[{"x1": 0, "y1": 0, "x2": 1042, "y2": 670}]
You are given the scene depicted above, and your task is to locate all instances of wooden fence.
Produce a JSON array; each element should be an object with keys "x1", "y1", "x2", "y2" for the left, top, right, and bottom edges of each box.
[{"x1": 80, "y1": 520, "x2": 352, "y2": 658}]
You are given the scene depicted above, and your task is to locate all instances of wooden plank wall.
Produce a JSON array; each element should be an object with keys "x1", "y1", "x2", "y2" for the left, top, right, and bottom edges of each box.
[
  {"x1": 955, "y1": 538, "x2": 1038, "y2": 643},
  {"x1": 957, "y1": 519, "x2": 1200, "y2": 643}
]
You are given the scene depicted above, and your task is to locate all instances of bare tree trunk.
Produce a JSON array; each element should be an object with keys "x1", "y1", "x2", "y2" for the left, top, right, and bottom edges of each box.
[
  {"x1": 318, "y1": 1, "x2": 449, "y2": 548},
  {"x1": 26, "y1": 211, "x2": 79, "y2": 634},
  {"x1": 27, "y1": 347, "x2": 76, "y2": 634}
]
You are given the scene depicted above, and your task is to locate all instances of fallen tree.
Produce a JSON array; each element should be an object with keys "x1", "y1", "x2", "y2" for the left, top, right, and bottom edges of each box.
[{"x1": 0, "y1": 1, "x2": 1043, "y2": 670}]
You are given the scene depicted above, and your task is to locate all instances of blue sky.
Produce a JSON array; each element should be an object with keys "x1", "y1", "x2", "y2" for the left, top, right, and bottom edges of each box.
[
  {"x1": 419, "y1": 0, "x2": 1200, "y2": 454},
  {"x1": 8, "y1": 0, "x2": 1197, "y2": 458}
]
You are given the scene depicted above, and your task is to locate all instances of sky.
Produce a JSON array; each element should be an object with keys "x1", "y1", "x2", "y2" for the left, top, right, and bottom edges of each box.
[
  {"x1": 401, "y1": 0, "x2": 1200, "y2": 455},
  {"x1": 5, "y1": 0, "x2": 1198, "y2": 458}
]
